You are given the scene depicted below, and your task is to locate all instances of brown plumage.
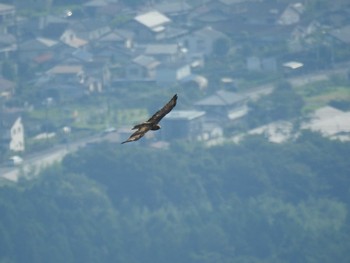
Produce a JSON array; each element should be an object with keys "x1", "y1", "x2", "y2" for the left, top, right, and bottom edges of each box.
[{"x1": 121, "y1": 94, "x2": 178, "y2": 144}]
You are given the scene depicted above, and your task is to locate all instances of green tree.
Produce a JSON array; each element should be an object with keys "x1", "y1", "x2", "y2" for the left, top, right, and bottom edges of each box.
[{"x1": 248, "y1": 81, "x2": 304, "y2": 127}]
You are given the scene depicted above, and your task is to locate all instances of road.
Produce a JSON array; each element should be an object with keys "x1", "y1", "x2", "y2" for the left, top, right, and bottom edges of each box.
[
  {"x1": 0, "y1": 132, "x2": 120, "y2": 182},
  {"x1": 1, "y1": 64, "x2": 348, "y2": 182}
]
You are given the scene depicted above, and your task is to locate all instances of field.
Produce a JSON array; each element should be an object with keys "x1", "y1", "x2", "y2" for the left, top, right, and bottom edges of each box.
[{"x1": 295, "y1": 78, "x2": 350, "y2": 113}]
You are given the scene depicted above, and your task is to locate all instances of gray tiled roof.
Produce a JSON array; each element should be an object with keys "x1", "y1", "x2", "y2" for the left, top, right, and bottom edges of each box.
[
  {"x1": 145, "y1": 44, "x2": 178, "y2": 55},
  {"x1": 195, "y1": 90, "x2": 247, "y2": 106},
  {"x1": 133, "y1": 55, "x2": 159, "y2": 68},
  {"x1": 165, "y1": 110, "x2": 205, "y2": 120},
  {"x1": 134, "y1": 11, "x2": 171, "y2": 29},
  {"x1": 330, "y1": 25, "x2": 350, "y2": 44}
]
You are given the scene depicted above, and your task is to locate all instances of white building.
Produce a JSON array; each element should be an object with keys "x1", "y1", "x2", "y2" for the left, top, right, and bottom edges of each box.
[
  {"x1": 1, "y1": 115, "x2": 25, "y2": 152},
  {"x1": 9, "y1": 117, "x2": 25, "y2": 152}
]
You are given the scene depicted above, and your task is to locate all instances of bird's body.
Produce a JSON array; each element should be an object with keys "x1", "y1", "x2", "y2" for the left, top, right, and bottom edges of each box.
[{"x1": 122, "y1": 94, "x2": 177, "y2": 144}]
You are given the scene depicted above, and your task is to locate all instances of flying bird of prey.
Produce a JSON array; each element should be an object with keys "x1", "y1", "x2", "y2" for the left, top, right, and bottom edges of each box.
[{"x1": 121, "y1": 94, "x2": 178, "y2": 144}]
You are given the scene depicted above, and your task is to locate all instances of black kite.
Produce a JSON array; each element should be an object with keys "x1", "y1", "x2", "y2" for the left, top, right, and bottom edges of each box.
[{"x1": 121, "y1": 94, "x2": 177, "y2": 144}]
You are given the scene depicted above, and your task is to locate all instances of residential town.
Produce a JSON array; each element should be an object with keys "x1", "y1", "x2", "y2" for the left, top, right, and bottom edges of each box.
[{"x1": 1, "y1": 0, "x2": 350, "y2": 165}]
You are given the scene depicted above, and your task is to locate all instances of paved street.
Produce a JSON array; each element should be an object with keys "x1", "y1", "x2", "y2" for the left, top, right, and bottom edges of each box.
[
  {"x1": 0, "y1": 132, "x2": 120, "y2": 182},
  {"x1": 1, "y1": 65, "x2": 348, "y2": 183}
]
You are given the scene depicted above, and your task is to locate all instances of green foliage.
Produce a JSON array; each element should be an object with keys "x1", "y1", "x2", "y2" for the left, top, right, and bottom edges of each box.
[
  {"x1": 1, "y1": 133, "x2": 350, "y2": 263},
  {"x1": 295, "y1": 79, "x2": 350, "y2": 112},
  {"x1": 247, "y1": 81, "x2": 304, "y2": 127},
  {"x1": 0, "y1": 168, "x2": 121, "y2": 263},
  {"x1": 60, "y1": 133, "x2": 350, "y2": 262}
]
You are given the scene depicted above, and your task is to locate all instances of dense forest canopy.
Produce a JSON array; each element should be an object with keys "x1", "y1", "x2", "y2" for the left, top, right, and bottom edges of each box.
[{"x1": 1, "y1": 132, "x2": 350, "y2": 263}]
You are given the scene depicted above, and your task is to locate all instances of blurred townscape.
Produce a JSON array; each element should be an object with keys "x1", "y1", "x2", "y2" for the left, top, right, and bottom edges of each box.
[
  {"x1": 1, "y1": 0, "x2": 350, "y2": 164},
  {"x1": 1, "y1": 1, "x2": 350, "y2": 263}
]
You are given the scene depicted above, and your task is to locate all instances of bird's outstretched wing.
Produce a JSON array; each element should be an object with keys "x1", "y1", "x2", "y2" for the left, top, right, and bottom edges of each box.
[
  {"x1": 121, "y1": 125, "x2": 151, "y2": 144},
  {"x1": 147, "y1": 94, "x2": 177, "y2": 124},
  {"x1": 121, "y1": 94, "x2": 177, "y2": 144}
]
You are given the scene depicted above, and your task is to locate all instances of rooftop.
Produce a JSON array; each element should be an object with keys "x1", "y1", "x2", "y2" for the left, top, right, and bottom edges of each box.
[
  {"x1": 37, "y1": 37, "x2": 59, "y2": 47},
  {"x1": 152, "y1": 2, "x2": 192, "y2": 14},
  {"x1": 47, "y1": 65, "x2": 83, "y2": 74},
  {"x1": 145, "y1": 44, "x2": 179, "y2": 55},
  {"x1": 134, "y1": 11, "x2": 171, "y2": 29},
  {"x1": 195, "y1": 90, "x2": 247, "y2": 106},
  {"x1": 218, "y1": 0, "x2": 246, "y2": 5},
  {"x1": 133, "y1": 55, "x2": 160, "y2": 69},
  {"x1": 302, "y1": 106, "x2": 350, "y2": 138},
  {"x1": 165, "y1": 110, "x2": 205, "y2": 120},
  {"x1": 194, "y1": 26, "x2": 227, "y2": 39},
  {"x1": 83, "y1": 0, "x2": 108, "y2": 7},
  {"x1": 329, "y1": 25, "x2": 350, "y2": 44},
  {"x1": 0, "y1": 3, "x2": 14, "y2": 13}
]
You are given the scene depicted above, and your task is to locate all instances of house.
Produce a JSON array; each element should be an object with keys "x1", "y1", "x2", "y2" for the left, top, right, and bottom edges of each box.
[
  {"x1": 277, "y1": 2, "x2": 304, "y2": 26},
  {"x1": 188, "y1": 2, "x2": 231, "y2": 25},
  {"x1": 125, "y1": 10, "x2": 172, "y2": 42},
  {"x1": 329, "y1": 24, "x2": 350, "y2": 45},
  {"x1": 0, "y1": 33, "x2": 17, "y2": 59},
  {"x1": 150, "y1": 1, "x2": 192, "y2": 23},
  {"x1": 142, "y1": 43, "x2": 185, "y2": 62},
  {"x1": 282, "y1": 60, "x2": 304, "y2": 76},
  {"x1": 125, "y1": 55, "x2": 160, "y2": 80},
  {"x1": 288, "y1": 20, "x2": 321, "y2": 52},
  {"x1": 181, "y1": 26, "x2": 229, "y2": 56},
  {"x1": 195, "y1": 90, "x2": 248, "y2": 124},
  {"x1": 0, "y1": 77, "x2": 15, "y2": 99},
  {"x1": 40, "y1": 83, "x2": 87, "y2": 103},
  {"x1": 246, "y1": 56, "x2": 278, "y2": 72},
  {"x1": 46, "y1": 64, "x2": 85, "y2": 84},
  {"x1": 238, "y1": 0, "x2": 287, "y2": 25},
  {"x1": 84, "y1": 61, "x2": 112, "y2": 91},
  {"x1": 204, "y1": 0, "x2": 295, "y2": 45},
  {"x1": 84, "y1": 0, "x2": 123, "y2": 18},
  {"x1": 184, "y1": 74, "x2": 208, "y2": 89},
  {"x1": 161, "y1": 110, "x2": 206, "y2": 141},
  {"x1": 97, "y1": 29, "x2": 135, "y2": 50},
  {"x1": 155, "y1": 61, "x2": 191, "y2": 85},
  {"x1": 0, "y1": 114, "x2": 25, "y2": 152},
  {"x1": 246, "y1": 56, "x2": 261, "y2": 71},
  {"x1": 68, "y1": 19, "x2": 111, "y2": 41},
  {"x1": 40, "y1": 15, "x2": 69, "y2": 39},
  {"x1": 91, "y1": 29, "x2": 134, "y2": 64},
  {"x1": 192, "y1": 0, "x2": 285, "y2": 25},
  {"x1": 83, "y1": 0, "x2": 109, "y2": 17},
  {"x1": 326, "y1": 24, "x2": 350, "y2": 62},
  {"x1": 44, "y1": 60, "x2": 107, "y2": 94},
  {"x1": 18, "y1": 37, "x2": 60, "y2": 65},
  {"x1": 60, "y1": 29, "x2": 88, "y2": 49},
  {"x1": 72, "y1": 49, "x2": 93, "y2": 63},
  {"x1": 0, "y1": 3, "x2": 16, "y2": 34},
  {"x1": 321, "y1": 8, "x2": 350, "y2": 28}
]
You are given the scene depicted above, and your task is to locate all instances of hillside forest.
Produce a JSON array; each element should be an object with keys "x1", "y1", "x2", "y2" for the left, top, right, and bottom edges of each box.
[{"x1": 0, "y1": 131, "x2": 350, "y2": 263}]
